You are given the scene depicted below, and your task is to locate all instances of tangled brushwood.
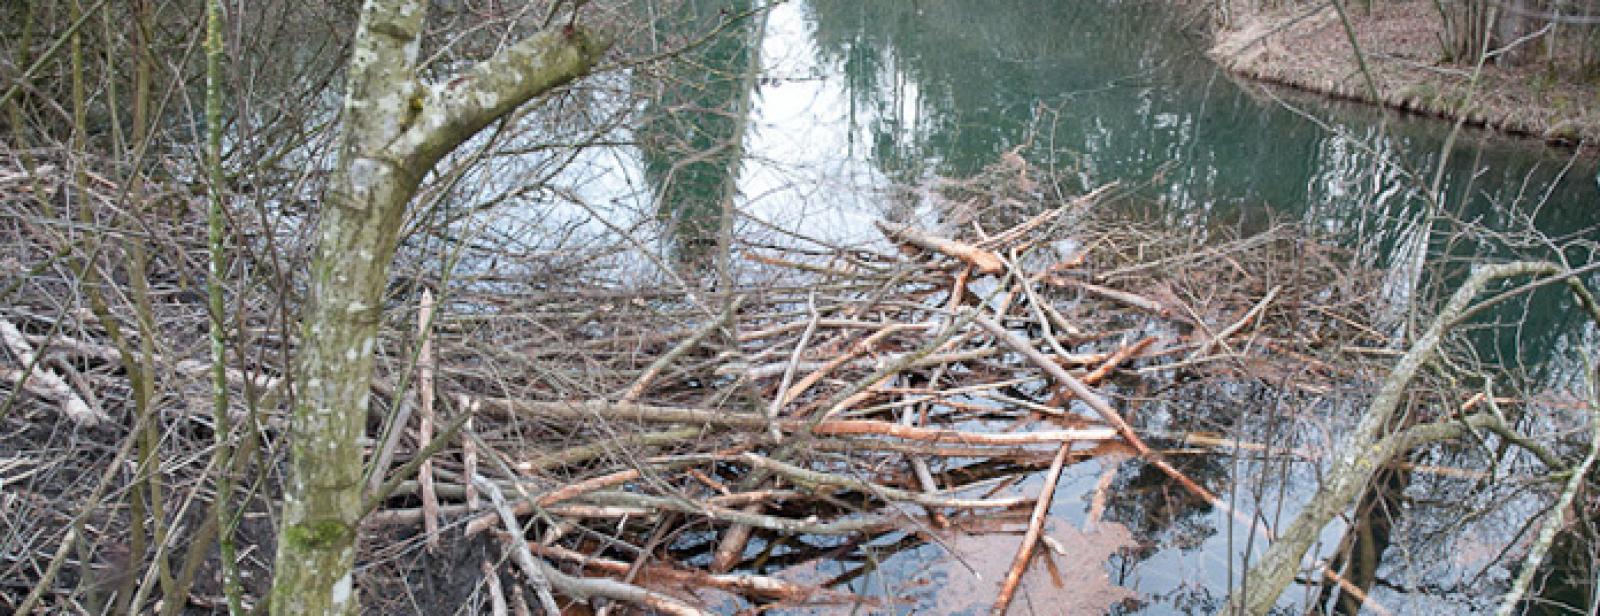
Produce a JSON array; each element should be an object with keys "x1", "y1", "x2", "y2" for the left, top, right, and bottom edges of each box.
[{"x1": 4, "y1": 148, "x2": 1591, "y2": 614}]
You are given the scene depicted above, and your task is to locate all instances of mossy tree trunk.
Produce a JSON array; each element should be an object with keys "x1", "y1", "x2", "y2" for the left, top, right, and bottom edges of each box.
[
  {"x1": 1222, "y1": 262, "x2": 1561, "y2": 615},
  {"x1": 267, "y1": 2, "x2": 609, "y2": 614}
]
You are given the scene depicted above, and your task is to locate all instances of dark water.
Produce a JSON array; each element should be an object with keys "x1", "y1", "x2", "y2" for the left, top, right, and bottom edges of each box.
[{"x1": 621, "y1": 1, "x2": 1600, "y2": 613}]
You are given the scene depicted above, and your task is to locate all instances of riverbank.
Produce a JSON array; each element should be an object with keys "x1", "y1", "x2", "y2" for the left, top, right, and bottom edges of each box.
[{"x1": 1205, "y1": 1, "x2": 1600, "y2": 148}]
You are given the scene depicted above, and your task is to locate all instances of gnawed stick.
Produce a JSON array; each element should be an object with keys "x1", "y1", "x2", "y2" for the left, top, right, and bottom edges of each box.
[
  {"x1": 1046, "y1": 337, "x2": 1154, "y2": 407},
  {"x1": 516, "y1": 426, "x2": 704, "y2": 475},
  {"x1": 487, "y1": 399, "x2": 1118, "y2": 446},
  {"x1": 766, "y1": 294, "x2": 819, "y2": 439},
  {"x1": 734, "y1": 452, "x2": 1030, "y2": 509},
  {"x1": 778, "y1": 323, "x2": 909, "y2": 406},
  {"x1": 417, "y1": 290, "x2": 440, "y2": 551},
  {"x1": 709, "y1": 505, "x2": 760, "y2": 573},
  {"x1": 463, "y1": 397, "x2": 480, "y2": 509},
  {"x1": 1322, "y1": 562, "x2": 1395, "y2": 616},
  {"x1": 991, "y1": 443, "x2": 1071, "y2": 616},
  {"x1": 727, "y1": 344, "x2": 1097, "y2": 380},
  {"x1": 809, "y1": 419, "x2": 1116, "y2": 445},
  {"x1": 577, "y1": 491, "x2": 892, "y2": 535},
  {"x1": 0, "y1": 318, "x2": 106, "y2": 425},
  {"x1": 510, "y1": 586, "x2": 531, "y2": 616},
  {"x1": 876, "y1": 220, "x2": 1005, "y2": 275},
  {"x1": 1050, "y1": 279, "x2": 1169, "y2": 316}
]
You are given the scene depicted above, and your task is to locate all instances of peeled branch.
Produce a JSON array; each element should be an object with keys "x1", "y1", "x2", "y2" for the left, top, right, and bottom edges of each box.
[
  {"x1": 0, "y1": 319, "x2": 106, "y2": 425},
  {"x1": 876, "y1": 220, "x2": 1005, "y2": 275}
]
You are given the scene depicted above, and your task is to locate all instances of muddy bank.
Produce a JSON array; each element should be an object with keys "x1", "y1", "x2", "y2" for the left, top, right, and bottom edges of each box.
[{"x1": 1205, "y1": 2, "x2": 1600, "y2": 148}]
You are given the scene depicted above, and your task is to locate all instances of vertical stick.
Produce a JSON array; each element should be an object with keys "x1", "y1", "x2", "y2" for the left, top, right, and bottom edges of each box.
[
  {"x1": 417, "y1": 289, "x2": 440, "y2": 551},
  {"x1": 463, "y1": 396, "x2": 480, "y2": 510},
  {"x1": 482, "y1": 559, "x2": 508, "y2": 616}
]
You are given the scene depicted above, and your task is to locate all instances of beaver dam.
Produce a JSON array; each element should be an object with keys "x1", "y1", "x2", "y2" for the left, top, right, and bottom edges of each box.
[{"x1": 3, "y1": 149, "x2": 1598, "y2": 615}]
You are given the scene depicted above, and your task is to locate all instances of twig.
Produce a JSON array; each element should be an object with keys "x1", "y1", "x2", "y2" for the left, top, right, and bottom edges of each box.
[
  {"x1": 735, "y1": 452, "x2": 1030, "y2": 509},
  {"x1": 471, "y1": 473, "x2": 563, "y2": 615},
  {"x1": 1189, "y1": 284, "x2": 1281, "y2": 360},
  {"x1": 1322, "y1": 563, "x2": 1395, "y2": 616},
  {"x1": 808, "y1": 420, "x2": 1116, "y2": 446},
  {"x1": 1053, "y1": 279, "x2": 1169, "y2": 316},
  {"x1": 619, "y1": 296, "x2": 742, "y2": 402},
  {"x1": 991, "y1": 443, "x2": 1070, "y2": 615},
  {"x1": 766, "y1": 293, "x2": 820, "y2": 439},
  {"x1": 463, "y1": 396, "x2": 480, "y2": 510},
  {"x1": 1494, "y1": 358, "x2": 1600, "y2": 616},
  {"x1": 482, "y1": 559, "x2": 508, "y2": 616},
  {"x1": 531, "y1": 542, "x2": 855, "y2": 604},
  {"x1": 972, "y1": 314, "x2": 1232, "y2": 522},
  {"x1": 977, "y1": 183, "x2": 1116, "y2": 250},
  {"x1": 464, "y1": 468, "x2": 643, "y2": 536}
]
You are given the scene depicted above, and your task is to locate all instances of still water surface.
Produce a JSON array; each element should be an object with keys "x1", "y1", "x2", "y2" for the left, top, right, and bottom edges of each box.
[{"x1": 582, "y1": 1, "x2": 1599, "y2": 613}]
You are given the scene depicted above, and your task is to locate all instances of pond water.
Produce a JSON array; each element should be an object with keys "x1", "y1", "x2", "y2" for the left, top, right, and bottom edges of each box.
[
  {"x1": 594, "y1": 1, "x2": 1599, "y2": 614},
  {"x1": 616, "y1": 0, "x2": 1598, "y2": 371}
]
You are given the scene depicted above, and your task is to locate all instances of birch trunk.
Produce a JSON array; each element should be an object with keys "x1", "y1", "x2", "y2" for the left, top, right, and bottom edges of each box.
[{"x1": 268, "y1": 2, "x2": 608, "y2": 613}]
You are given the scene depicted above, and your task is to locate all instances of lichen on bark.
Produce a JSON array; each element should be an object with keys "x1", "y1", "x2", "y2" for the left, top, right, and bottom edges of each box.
[{"x1": 267, "y1": 1, "x2": 609, "y2": 613}]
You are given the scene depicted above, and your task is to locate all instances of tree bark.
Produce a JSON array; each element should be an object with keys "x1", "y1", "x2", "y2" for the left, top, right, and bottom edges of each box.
[
  {"x1": 268, "y1": 2, "x2": 609, "y2": 613},
  {"x1": 1223, "y1": 261, "x2": 1559, "y2": 615}
]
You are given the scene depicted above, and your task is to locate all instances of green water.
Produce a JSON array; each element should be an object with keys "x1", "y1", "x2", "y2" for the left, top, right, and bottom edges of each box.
[
  {"x1": 653, "y1": 0, "x2": 1597, "y2": 371},
  {"x1": 634, "y1": 0, "x2": 1599, "y2": 613}
]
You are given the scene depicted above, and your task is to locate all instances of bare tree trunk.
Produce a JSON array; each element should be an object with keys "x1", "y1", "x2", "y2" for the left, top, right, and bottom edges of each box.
[{"x1": 267, "y1": 2, "x2": 609, "y2": 613}]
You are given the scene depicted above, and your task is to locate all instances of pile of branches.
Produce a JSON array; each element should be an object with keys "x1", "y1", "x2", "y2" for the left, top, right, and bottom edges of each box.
[
  {"x1": 0, "y1": 150, "x2": 1395, "y2": 613},
  {"x1": 351, "y1": 169, "x2": 1391, "y2": 611}
]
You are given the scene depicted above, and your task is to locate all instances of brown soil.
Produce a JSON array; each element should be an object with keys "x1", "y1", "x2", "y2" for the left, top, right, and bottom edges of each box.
[{"x1": 1207, "y1": 1, "x2": 1600, "y2": 147}]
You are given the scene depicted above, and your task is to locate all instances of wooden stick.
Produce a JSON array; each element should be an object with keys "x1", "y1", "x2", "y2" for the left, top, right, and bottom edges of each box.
[
  {"x1": 809, "y1": 419, "x2": 1116, "y2": 446},
  {"x1": 972, "y1": 314, "x2": 1230, "y2": 513},
  {"x1": 779, "y1": 324, "x2": 906, "y2": 406},
  {"x1": 766, "y1": 295, "x2": 820, "y2": 438},
  {"x1": 462, "y1": 397, "x2": 480, "y2": 510},
  {"x1": 1052, "y1": 279, "x2": 1169, "y2": 316},
  {"x1": 0, "y1": 318, "x2": 106, "y2": 424},
  {"x1": 531, "y1": 542, "x2": 854, "y2": 604},
  {"x1": 1322, "y1": 563, "x2": 1395, "y2": 616},
  {"x1": 465, "y1": 468, "x2": 642, "y2": 536},
  {"x1": 510, "y1": 586, "x2": 530, "y2": 616},
  {"x1": 488, "y1": 399, "x2": 1116, "y2": 445},
  {"x1": 979, "y1": 183, "x2": 1116, "y2": 250},
  {"x1": 1189, "y1": 284, "x2": 1281, "y2": 360},
  {"x1": 482, "y1": 559, "x2": 509, "y2": 616},
  {"x1": 471, "y1": 473, "x2": 563, "y2": 615},
  {"x1": 876, "y1": 220, "x2": 1005, "y2": 275},
  {"x1": 991, "y1": 443, "x2": 1071, "y2": 615},
  {"x1": 735, "y1": 452, "x2": 1030, "y2": 509},
  {"x1": 619, "y1": 297, "x2": 740, "y2": 402},
  {"x1": 417, "y1": 290, "x2": 440, "y2": 552},
  {"x1": 1046, "y1": 337, "x2": 1154, "y2": 407}
]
